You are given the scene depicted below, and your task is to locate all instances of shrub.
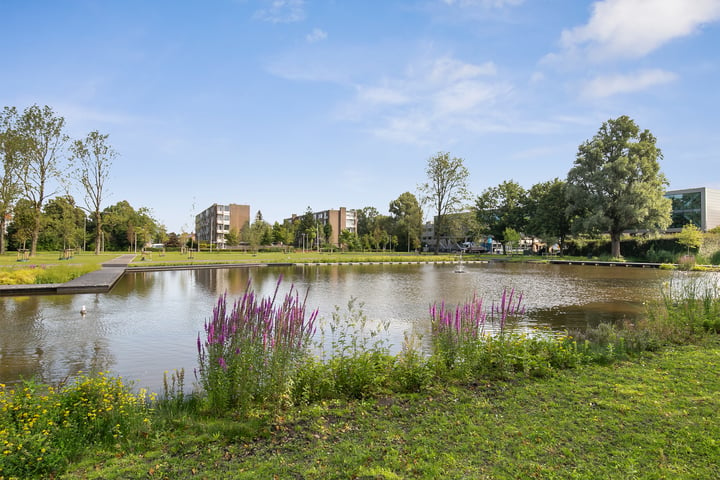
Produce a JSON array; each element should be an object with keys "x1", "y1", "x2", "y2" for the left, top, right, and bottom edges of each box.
[
  {"x1": 711, "y1": 250, "x2": 720, "y2": 266},
  {"x1": 196, "y1": 277, "x2": 318, "y2": 413}
]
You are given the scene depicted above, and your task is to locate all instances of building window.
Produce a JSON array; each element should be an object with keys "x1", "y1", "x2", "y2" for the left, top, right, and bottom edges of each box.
[{"x1": 667, "y1": 192, "x2": 702, "y2": 229}]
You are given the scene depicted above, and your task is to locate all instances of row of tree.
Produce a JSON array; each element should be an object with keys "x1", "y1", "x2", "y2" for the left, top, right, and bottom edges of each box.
[
  {"x1": 1, "y1": 105, "x2": 112, "y2": 255},
  {"x1": 1, "y1": 106, "x2": 674, "y2": 258},
  {"x1": 420, "y1": 115, "x2": 672, "y2": 258}
]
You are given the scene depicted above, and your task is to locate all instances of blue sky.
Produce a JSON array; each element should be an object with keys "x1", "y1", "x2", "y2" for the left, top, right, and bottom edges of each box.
[{"x1": 3, "y1": 0, "x2": 719, "y2": 232}]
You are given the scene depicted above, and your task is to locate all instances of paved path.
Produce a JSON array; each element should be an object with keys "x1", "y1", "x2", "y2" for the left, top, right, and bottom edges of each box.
[{"x1": 0, "y1": 254, "x2": 136, "y2": 296}]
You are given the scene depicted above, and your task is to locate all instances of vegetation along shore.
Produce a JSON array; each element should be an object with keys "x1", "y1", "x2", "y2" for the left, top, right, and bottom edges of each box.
[{"x1": 1, "y1": 274, "x2": 719, "y2": 479}]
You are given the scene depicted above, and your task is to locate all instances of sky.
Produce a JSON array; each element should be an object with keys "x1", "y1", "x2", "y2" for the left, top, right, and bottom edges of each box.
[{"x1": 2, "y1": 0, "x2": 720, "y2": 233}]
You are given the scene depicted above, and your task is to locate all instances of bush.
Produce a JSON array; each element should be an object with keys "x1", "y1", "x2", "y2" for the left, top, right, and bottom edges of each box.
[{"x1": 711, "y1": 250, "x2": 720, "y2": 266}]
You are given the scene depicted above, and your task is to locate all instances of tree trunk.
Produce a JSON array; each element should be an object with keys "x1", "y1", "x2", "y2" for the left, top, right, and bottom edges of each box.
[
  {"x1": 611, "y1": 232, "x2": 622, "y2": 258},
  {"x1": 30, "y1": 214, "x2": 40, "y2": 256},
  {"x1": 0, "y1": 217, "x2": 5, "y2": 255},
  {"x1": 94, "y1": 211, "x2": 102, "y2": 255}
]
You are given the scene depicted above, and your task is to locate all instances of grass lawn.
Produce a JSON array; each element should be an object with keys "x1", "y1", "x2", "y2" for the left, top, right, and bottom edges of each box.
[
  {"x1": 0, "y1": 251, "x2": 121, "y2": 268},
  {"x1": 62, "y1": 342, "x2": 720, "y2": 480},
  {"x1": 0, "y1": 250, "x2": 462, "y2": 284}
]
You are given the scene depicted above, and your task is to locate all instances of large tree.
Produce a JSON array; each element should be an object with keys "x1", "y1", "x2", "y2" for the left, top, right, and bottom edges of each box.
[
  {"x1": 16, "y1": 105, "x2": 68, "y2": 256},
  {"x1": 526, "y1": 178, "x2": 572, "y2": 253},
  {"x1": 0, "y1": 107, "x2": 23, "y2": 254},
  {"x1": 418, "y1": 152, "x2": 470, "y2": 254},
  {"x1": 566, "y1": 115, "x2": 672, "y2": 258},
  {"x1": 389, "y1": 192, "x2": 423, "y2": 251},
  {"x1": 475, "y1": 180, "x2": 527, "y2": 254},
  {"x1": 70, "y1": 130, "x2": 116, "y2": 254}
]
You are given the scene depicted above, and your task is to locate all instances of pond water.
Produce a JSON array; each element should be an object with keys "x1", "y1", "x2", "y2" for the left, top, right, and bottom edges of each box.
[{"x1": 0, "y1": 262, "x2": 677, "y2": 393}]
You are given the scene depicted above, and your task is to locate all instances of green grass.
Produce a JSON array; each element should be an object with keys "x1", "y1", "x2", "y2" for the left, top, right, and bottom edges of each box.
[
  {"x1": 0, "y1": 251, "x2": 116, "y2": 284},
  {"x1": 60, "y1": 342, "x2": 720, "y2": 479},
  {"x1": 128, "y1": 250, "x2": 460, "y2": 267}
]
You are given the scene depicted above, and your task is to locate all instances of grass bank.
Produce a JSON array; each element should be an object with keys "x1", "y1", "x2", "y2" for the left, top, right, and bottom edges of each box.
[
  {"x1": 59, "y1": 341, "x2": 720, "y2": 479},
  {"x1": 0, "y1": 251, "x2": 111, "y2": 284},
  {"x1": 2, "y1": 277, "x2": 716, "y2": 479}
]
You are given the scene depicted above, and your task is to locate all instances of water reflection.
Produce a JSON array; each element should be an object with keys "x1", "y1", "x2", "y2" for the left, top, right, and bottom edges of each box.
[{"x1": 0, "y1": 262, "x2": 684, "y2": 393}]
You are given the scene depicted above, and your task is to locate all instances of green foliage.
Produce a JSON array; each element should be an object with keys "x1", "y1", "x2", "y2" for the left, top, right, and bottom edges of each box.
[
  {"x1": 475, "y1": 180, "x2": 528, "y2": 245},
  {"x1": 647, "y1": 277, "x2": 720, "y2": 338},
  {"x1": 418, "y1": 152, "x2": 471, "y2": 254},
  {"x1": 319, "y1": 298, "x2": 392, "y2": 400},
  {"x1": 566, "y1": 115, "x2": 672, "y2": 258},
  {"x1": 677, "y1": 223, "x2": 703, "y2": 253},
  {"x1": 388, "y1": 192, "x2": 423, "y2": 251},
  {"x1": 711, "y1": 250, "x2": 720, "y2": 266},
  {"x1": 525, "y1": 178, "x2": 571, "y2": 250},
  {"x1": 0, "y1": 373, "x2": 153, "y2": 479}
]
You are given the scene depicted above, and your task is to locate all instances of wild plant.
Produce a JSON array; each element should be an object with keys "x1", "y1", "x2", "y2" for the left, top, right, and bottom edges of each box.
[
  {"x1": 196, "y1": 277, "x2": 318, "y2": 413},
  {"x1": 0, "y1": 373, "x2": 152, "y2": 479},
  {"x1": 430, "y1": 288, "x2": 525, "y2": 372},
  {"x1": 293, "y1": 298, "x2": 394, "y2": 402},
  {"x1": 646, "y1": 275, "x2": 720, "y2": 340},
  {"x1": 391, "y1": 332, "x2": 432, "y2": 393}
]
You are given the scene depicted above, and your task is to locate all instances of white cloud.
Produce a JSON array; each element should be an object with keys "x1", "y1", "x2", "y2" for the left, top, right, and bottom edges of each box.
[
  {"x1": 356, "y1": 85, "x2": 410, "y2": 106},
  {"x1": 340, "y1": 56, "x2": 512, "y2": 144},
  {"x1": 582, "y1": 69, "x2": 678, "y2": 98},
  {"x1": 427, "y1": 57, "x2": 497, "y2": 84},
  {"x1": 306, "y1": 28, "x2": 327, "y2": 43},
  {"x1": 253, "y1": 0, "x2": 306, "y2": 23},
  {"x1": 561, "y1": 0, "x2": 720, "y2": 60}
]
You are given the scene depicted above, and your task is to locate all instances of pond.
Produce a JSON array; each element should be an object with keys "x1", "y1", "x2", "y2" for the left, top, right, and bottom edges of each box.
[{"x1": 0, "y1": 262, "x2": 675, "y2": 394}]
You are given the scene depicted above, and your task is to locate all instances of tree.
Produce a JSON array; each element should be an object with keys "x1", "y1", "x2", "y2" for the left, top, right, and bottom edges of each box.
[
  {"x1": 165, "y1": 232, "x2": 180, "y2": 248},
  {"x1": 323, "y1": 222, "x2": 333, "y2": 247},
  {"x1": 356, "y1": 206, "x2": 380, "y2": 237},
  {"x1": 70, "y1": 131, "x2": 115, "y2": 255},
  {"x1": 475, "y1": 180, "x2": 527, "y2": 254},
  {"x1": 526, "y1": 179, "x2": 572, "y2": 253},
  {"x1": 102, "y1": 200, "x2": 160, "y2": 251},
  {"x1": 567, "y1": 116, "x2": 672, "y2": 258},
  {"x1": 295, "y1": 207, "x2": 317, "y2": 249},
  {"x1": 0, "y1": 107, "x2": 23, "y2": 254},
  {"x1": 271, "y1": 221, "x2": 293, "y2": 246},
  {"x1": 419, "y1": 152, "x2": 470, "y2": 254},
  {"x1": 677, "y1": 224, "x2": 703, "y2": 255},
  {"x1": 503, "y1": 227, "x2": 521, "y2": 255},
  {"x1": 6, "y1": 198, "x2": 35, "y2": 250},
  {"x1": 40, "y1": 195, "x2": 84, "y2": 250},
  {"x1": 243, "y1": 210, "x2": 270, "y2": 250},
  {"x1": 224, "y1": 228, "x2": 240, "y2": 247},
  {"x1": 389, "y1": 192, "x2": 423, "y2": 251},
  {"x1": 15, "y1": 105, "x2": 68, "y2": 256}
]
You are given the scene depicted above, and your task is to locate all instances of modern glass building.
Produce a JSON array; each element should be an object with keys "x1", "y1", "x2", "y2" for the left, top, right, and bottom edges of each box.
[{"x1": 665, "y1": 187, "x2": 720, "y2": 232}]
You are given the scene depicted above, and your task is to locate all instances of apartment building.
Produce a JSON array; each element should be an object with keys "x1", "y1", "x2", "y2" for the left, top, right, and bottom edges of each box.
[
  {"x1": 285, "y1": 207, "x2": 357, "y2": 247},
  {"x1": 195, "y1": 203, "x2": 250, "y2": 248}
]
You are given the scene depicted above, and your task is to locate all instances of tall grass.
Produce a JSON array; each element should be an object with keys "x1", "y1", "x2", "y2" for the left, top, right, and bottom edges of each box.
[
  {"x1": 648, "y1": 275, "x2": 720, "y2": 339},
  {"x1": 196, "y1": 277, "x2": 318, "y2": 413}
]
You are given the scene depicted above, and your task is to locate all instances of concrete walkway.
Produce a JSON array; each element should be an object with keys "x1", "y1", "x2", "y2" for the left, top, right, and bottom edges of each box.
[{"x1": 0, "y1": 254, "x2": 136, "y2": 296}]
